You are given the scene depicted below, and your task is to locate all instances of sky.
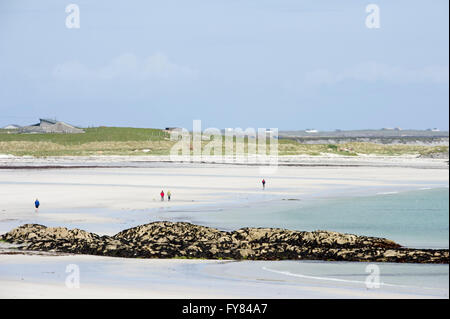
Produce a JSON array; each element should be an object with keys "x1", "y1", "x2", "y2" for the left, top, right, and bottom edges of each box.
[{"x1": 0, "y1": 0, "x2": 448, "y2": 131}]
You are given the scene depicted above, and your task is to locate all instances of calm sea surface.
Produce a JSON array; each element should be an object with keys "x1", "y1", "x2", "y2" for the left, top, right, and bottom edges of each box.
[{"x1": 184, "y1": 188, "x2": 449, "y2": 249}]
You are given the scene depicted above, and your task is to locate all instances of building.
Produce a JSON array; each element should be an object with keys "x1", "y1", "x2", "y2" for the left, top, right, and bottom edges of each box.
[
  {"x1": 19, "y1": 118, "x2": 84, "y2": 134},
  {"x1": 164, "y1": 127, "x2": 183, "y2": 132},
  {"x1": 265, "y1": 129, "x2": 278, "y2": 139},
  {"x1": 2, "y1": 124, "x2": 21, "y2": 130}
]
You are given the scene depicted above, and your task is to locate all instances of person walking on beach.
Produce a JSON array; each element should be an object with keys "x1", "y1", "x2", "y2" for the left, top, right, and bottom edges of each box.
[
  {"x1": 160, "y1": 190, "x2": 165, "y2": 201},
  {"x1": 167, "y1": 190, "x2": 172, "y2": 201},
  {"x1": 34, "y1": 198, "x2": 40, "y2": 212},
  {"x1": 262, "y1": 179, "x2": 266, "y2": 190}
]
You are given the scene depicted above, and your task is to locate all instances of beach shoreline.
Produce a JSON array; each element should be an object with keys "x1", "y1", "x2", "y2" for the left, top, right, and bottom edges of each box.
[
  {"x1": 0, "y1": 156, "x2": 448, "y2": 298},
  {"x1": 0, "y1": 254, "x2": 448, "y2": 299},
  {"x1": 0, "y1": 154, "x2": 448, "y2": 169},
  {"x1": 0, "y1": 159, "x2": 447, "y2": 233}
]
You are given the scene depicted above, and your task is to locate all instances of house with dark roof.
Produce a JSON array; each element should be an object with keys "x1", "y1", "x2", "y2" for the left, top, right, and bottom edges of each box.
[
  {"x1": 19, "y1": 118, "x2": 84, "y2": 134},
  {"x1": 2, "y1": 124, "x2": 21, "y2": 130}
]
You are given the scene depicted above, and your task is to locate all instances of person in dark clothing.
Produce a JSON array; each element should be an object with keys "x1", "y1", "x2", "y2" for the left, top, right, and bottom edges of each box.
[
  {"x1": 34, "y1": 198, "x2": 40, "y2": 212},
  {"x1": 262, "y1": 179, "x2": 266, "y2": 190}
]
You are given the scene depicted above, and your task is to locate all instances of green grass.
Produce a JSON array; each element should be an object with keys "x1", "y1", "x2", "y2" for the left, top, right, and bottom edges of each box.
[
  {"x1": 0, "y1": 127, "x2": 174, "y2": 157},
  {"x1": 0, "y1": 127, "x2": 447, "y2": 157},
  {"x1": 0, "y1": 127, "x2": 169, "y2": 144},
  {"x1": 277, "y1": 139, "x2": 448, "y2": 156}
]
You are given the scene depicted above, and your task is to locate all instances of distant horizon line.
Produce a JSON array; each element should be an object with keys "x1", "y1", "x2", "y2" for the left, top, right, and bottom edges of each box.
[{"x1": 2, "y1": 123, "x2": 449, "y2": 134}]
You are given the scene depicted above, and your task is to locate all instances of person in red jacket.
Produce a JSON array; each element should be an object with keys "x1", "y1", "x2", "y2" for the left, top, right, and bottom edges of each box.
[
  {"x1": 262, "y1": 179, "x2": 266, "y2": 190},
  {"x1": 160, "y1": 190, "x2": 165, "y2": 201}
]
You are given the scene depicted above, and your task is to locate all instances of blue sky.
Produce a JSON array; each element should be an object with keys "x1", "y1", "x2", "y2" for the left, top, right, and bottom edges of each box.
[{"x1": 0, "y1": 0, "x2": 448, "y2": 130}]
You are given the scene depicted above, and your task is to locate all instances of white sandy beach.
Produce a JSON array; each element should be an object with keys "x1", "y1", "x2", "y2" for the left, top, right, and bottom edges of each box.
[
  {"x1": 0, "y1": 156, "x2": 448, "y2": 298},
  {"x1": 1, "y1": 254, "x2": 448, "y2": 299},
  {"x1": 0, "y1": 157, "x2": 448, "y2": 230}
]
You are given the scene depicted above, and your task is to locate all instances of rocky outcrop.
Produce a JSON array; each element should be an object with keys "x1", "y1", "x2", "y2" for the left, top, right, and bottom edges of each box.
[{"x1": 1, "y1": 222, "x2": 448, "y2": 263}]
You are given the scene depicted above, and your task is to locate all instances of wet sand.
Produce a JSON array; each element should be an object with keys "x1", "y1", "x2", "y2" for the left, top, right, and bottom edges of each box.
[
  {"x1": 0, "y1": 162, "x2": 448, "y2": 232},
  {"x1": 0, "y1": 254, "x2": 448, "y2": 298}
]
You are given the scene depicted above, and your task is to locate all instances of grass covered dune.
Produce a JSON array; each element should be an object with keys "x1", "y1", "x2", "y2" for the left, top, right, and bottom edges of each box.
[
  {"x1": 0, "y1": 126, "x2": 448, "y2": 157},
  {"x1": 0, "y1": 127, "x2": 172, "y2": 156}
]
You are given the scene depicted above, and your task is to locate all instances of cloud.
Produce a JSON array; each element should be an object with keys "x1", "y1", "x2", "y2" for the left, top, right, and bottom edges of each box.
[
  {"x1": 304, "y1": 62, "x2": 449, "y2": 85},
  {"x1": 52, "y1": 53, "x2": 199, "y2": 81}
]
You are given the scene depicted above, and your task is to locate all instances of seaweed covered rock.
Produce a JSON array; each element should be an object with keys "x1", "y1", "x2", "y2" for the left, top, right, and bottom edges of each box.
[{"x1": 1, "y1": 222, "x2": 447, "y2": 264}]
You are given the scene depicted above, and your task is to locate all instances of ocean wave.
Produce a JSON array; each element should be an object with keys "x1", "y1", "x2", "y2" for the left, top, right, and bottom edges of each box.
[
  {"x1": 376, "y1": 191, "x2": 399, "y2": 195},
  {"x1": 261, "y1": 266, "x2": 439, "y2": 290}
]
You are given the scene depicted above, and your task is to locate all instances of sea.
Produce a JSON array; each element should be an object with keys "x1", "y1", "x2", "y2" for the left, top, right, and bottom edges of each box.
[
  {"x1": 1, "y1": 187, "x2": 448, "y2": 297},
  {"x1": 180, "y1": 187, "x2": 449, "y2": 250}
]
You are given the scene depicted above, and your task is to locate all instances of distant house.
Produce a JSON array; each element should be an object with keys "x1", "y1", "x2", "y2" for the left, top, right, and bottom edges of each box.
[
  {"x1": 165, "y1": 127, "x2": 183, "y2": 132},
  {"x1": 36, "y1": 118, "x2": 57, "y2": 127},
  {"x1": 305, "y1": 129, "x2": 318, "y2": 133},
  {"x1": 265, "y1": 129, "x2": 278, "y2": 138},
  {"x1": 2, "y1": 124, "x2": 21, "y2": 130},
  {"x1": 19, "y1": 118, "x2": 84, "y2": 134}
]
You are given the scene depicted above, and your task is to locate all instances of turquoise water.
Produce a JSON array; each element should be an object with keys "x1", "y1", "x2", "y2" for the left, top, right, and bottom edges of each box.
[
  {"x1": 181, "y1": 188, "x2": 449, "y2": 249},
  {"x1": 4, "y1": 188, "x2": 447, "y2": 250},
  {"x1": 1, "y1": 187, "x2": 447, "y2": 296}
]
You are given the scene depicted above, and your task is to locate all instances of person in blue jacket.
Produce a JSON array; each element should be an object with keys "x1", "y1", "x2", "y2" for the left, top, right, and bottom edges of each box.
[{"x1": 34, "y1": 198, "x2": 40, "y2": 212}]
